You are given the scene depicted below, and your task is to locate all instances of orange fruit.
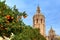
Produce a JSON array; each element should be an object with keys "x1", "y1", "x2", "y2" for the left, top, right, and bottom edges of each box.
[
  {"x1": 23, "y1": 15, "x2": 27, "y2": 18},
  {"x1": 5, "y1": 15, "x2": 10, "y2": 19}
]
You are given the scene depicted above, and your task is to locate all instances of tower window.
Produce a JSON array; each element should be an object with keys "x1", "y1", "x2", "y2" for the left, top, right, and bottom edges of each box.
[
  {"x1": 41, "y1": 19, "x2": 42, "y2": 23},
  {"x1": 36, "y1": 19, "x2": 38, "y2": 23}
]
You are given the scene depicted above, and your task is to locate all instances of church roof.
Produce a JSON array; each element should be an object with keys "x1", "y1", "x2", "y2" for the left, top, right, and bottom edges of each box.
[{"x1": 49, "y1": 27, "x2": 55, "y2": 32}]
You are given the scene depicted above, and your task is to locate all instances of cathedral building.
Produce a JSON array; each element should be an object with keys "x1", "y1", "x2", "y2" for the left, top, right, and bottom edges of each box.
[{"x1": 33, "y1": 5, "x2": 60, "y2": 40}]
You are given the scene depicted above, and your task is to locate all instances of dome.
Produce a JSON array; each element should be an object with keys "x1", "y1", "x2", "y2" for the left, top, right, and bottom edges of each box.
[
  {"x1": 33, "y1": 5, "x2": 45, "y2": 18},
  {"x1": 33, "y1": 12, "x2": 45, "y2": 18}
]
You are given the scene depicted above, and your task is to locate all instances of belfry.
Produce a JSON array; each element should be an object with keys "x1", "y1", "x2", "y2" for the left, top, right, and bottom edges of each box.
[{"x1": 33, "y1": 5, "x2": 45, "y2": 37}]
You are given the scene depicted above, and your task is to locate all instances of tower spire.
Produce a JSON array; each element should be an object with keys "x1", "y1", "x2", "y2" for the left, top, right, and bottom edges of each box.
[
  {"x1": 36, "y1": 0, "x2": 40, "y2": 13},
  {"x1": 49, "y1": 26, "x2": 54, "y2": 32},
  {"x1": 37, "y1": 5, "x2": 40, "y2": 13}
]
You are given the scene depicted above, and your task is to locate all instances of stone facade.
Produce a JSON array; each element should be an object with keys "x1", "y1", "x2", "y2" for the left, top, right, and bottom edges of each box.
[
  {"x1": 33, "y1": 6, "x2": 60, "y2": 40},
  {"x1": 33, "y1": 6, "x2": 45, "y2": 37},
  {"x1": 46, "y1": 27, "x2": 60, "y2": 40},
  {"x1": 47, "y1": 27, "x2": 56, "y2": 40}
]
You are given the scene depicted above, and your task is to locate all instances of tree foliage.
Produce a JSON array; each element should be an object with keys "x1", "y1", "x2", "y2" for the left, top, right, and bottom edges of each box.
[
  {"x1": 0, "y1": 0, "x2": 27, "y2": 38},
  {"x1": 0, "y1": 0, "x2": 46, "y2": 40},
  {"x1": 11, "y1": 26, "x2": 46, "y2": 40}
]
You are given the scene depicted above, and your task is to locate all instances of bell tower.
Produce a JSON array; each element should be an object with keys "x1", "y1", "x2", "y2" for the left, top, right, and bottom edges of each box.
[
  {"x1": 33, "y1": 5, "x2": 45, "y2": 37},
  {"x1": 48, "y1": 27, "x2": 56, "y2": 40}
]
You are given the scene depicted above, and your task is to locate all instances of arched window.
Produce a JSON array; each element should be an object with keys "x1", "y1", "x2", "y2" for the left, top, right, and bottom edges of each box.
[
  {"x1": 41, "y1": 19, "x2": 42, "y2": 23},
  {"x1": 36, "y1": 19, "x2": 38, "y2": 23}
]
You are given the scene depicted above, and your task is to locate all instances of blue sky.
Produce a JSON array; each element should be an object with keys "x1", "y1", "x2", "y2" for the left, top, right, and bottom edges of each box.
[{"x1": 4, "y1": 0, "x2": 60, "y2": 35}]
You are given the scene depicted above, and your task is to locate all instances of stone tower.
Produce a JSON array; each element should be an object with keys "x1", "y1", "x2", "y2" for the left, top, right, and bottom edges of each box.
[
  {"x1": 48, "y1": 27, "x2": 56, "y2": 40},
  {"x1": 33, "y1": 5, "x2": 45, "y2": 37}
]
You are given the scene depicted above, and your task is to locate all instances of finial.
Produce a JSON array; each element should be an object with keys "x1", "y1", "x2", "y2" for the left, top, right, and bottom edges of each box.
[
  {"x1": 36, "y1": 0, "x2": 40, "y2": 13},
  {"x1": 37, "y1": 5, "x2": 40, "y2": 13}
]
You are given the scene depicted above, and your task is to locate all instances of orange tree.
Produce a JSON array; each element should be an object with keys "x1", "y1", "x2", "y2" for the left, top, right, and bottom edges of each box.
[
  {"x1": 11, "y1": 25, "x2": 46, "y2": 40},
  {"x1": 0, "y1": 1, "x2": 27, "y2": 38},
  {"x1": 0, "y1": 1, "x2": 46, "y2": 40}
]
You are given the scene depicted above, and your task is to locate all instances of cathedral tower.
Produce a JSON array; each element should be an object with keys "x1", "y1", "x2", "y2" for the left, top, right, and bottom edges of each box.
[
  {"x1": 48, "y1": 27, "x2": 56, "y2": 40},
  {"x1": 33, "y1": 6, "x2": 45, "y2": 37}
]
